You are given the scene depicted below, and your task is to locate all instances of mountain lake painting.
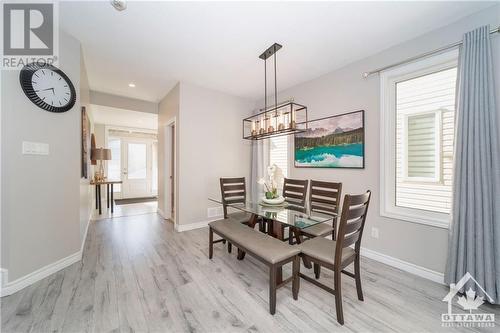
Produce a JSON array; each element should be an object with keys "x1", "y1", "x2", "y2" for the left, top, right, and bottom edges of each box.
[{"x1": 294, "y1": 110, "x2": 365, "y2": 168}]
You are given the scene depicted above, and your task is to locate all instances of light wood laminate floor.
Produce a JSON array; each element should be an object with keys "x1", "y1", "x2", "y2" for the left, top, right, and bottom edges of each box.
[
  {"x1": 1, "y1": 213, "x2": 499, "y2": 332},
  {"x1": 91, "y1": 201, "x2": 158, "y2": 221}
]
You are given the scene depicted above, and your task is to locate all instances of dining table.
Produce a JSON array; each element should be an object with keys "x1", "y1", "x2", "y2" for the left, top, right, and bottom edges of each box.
[{"x1": 208, "y1": 197, "x2": 337, "y2": 283}]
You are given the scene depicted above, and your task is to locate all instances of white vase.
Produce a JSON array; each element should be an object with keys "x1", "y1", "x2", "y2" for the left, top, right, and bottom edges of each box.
[{"x1": 261, "y1": 196, "x2": 285, "y2": 205}]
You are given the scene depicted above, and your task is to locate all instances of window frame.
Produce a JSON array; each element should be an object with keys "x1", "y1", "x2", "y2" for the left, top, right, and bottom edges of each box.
[{"x1": 380, "y1": 50, "x2": 458, "y2": 229}]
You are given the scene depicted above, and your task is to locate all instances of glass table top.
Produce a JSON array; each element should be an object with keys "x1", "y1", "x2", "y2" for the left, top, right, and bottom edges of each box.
[{"x1": 208, "y1": 198, "x2": 336, "y2": 230}]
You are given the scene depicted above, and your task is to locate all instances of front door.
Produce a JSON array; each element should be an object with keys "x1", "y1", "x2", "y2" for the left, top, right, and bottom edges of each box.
[{"x1": 121, "y1": 139, "x2": 152, "y2": 198}]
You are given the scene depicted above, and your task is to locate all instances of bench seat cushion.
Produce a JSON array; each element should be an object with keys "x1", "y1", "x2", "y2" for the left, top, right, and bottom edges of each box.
[
  {"x1": 209, "y1": 220, "x2": 299, "y2": 264},
  {"x1": 298, "y1": 237, "x2": 354, "y2": 266}
]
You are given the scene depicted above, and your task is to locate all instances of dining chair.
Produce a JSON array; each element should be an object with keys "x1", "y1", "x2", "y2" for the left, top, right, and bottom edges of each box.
[
  {"x1": 296, "y1": 190, "x2": 371, "y2": 325},
  {"x1": 297, "y1": 180, "x2": 342, "y2": 242},
  {"x1": 219, "y1": 177, "x2": 252, "y2": 253},
  {"x1": 283, "y1": 178, "x2": 309, "y2": 206},
  {"x1": 267, "y1": 178, "x2": 309, "y2": 240}
]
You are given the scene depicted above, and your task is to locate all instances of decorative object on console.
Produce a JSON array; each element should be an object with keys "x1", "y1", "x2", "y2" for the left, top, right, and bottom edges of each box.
[
  {"x1": 243, "y1": 43, "x2": 308, "y2": 140},
  {"x1": 90, "y1": 134, "x2": 97, "y2": 165},
  {"x1": 295, "y1": 110, "x2": 365, "y2": 168},
  {"x1": 258, "y1": 164, "x2": 285, "y2": 205},
  {"x1": 91, "y1": 148, "x2": 112, "y2": 182},
  {"x1": 19, "y1": 62, "x2": 76, "y2": 113}
]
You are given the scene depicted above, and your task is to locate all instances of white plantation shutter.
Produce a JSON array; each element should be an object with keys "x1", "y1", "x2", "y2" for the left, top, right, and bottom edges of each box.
[
  {"x1": 406, "y1": 112, "x2": 438, "y2": 179},
  {"x1": 270, "y1": 135, "x2": 288, "y2": 178},
  {"x1": 395, "y1": 67, "x2": 456, "y2": 214}
]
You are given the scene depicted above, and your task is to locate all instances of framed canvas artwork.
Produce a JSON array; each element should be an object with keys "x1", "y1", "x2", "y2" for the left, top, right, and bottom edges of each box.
[
  {"x1": 294, "y1": 110, "x2": 365, "y2": 168},
  {"x1": 81, "y1": 106, "x2": 90, "y2": 178}
]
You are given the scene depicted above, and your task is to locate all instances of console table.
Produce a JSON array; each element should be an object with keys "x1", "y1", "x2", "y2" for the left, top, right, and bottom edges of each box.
[{"x1": 90, "y1": 180, "x2": 123, "y2": 214}]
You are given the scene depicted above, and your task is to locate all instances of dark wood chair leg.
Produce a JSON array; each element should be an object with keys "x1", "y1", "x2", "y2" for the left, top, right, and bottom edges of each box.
[
  {"x1": 314, "y1": 263, "x2": 321, "y2": 279},
  {"x1": 354, "y1": 255, "x2": 364, "y2": 301},
  {"x1": 228, "y1": 242, "x2": 232, "y2": 253},
  {"x1": 302, "y1": 256, "x2": 313, "y2": 269},
  {"x1": 292, "y1": 257, "x2": 299, "y2": 300},
  {"x1": 269, "y1": 265, "x2": 277, "y2": 315},
  {"x1": 334, "y1": 268, "x2": 344, "y2": 325},
  {"x1": 237, "y1": 248, "x2": 246, "y2": 260},
  {"x1": 209, "y1": 228, "x2": 214, "y2": 259}
]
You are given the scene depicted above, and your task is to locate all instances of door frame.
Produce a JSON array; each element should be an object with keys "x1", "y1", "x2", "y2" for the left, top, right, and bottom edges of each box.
[
  {"x1": 163, "y1": 117, "x2": 177, "y2": 227},
  {"x1": 105, "y1": 125, "x2": 158, "y2": 199}
]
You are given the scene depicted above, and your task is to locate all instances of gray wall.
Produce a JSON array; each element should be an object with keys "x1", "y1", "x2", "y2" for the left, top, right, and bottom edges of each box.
[
  {"x1": 1, "y1": 31, "x2": 89, "y2": 281},
  {"x1": 178, "y1": 83, "x2": 253, "y2": 225},
  {"x1": 93, "y1": 123, "x2": 106, "y2": 148},
  {"x1": 90, "y1": 91, "x2": 158, "y2": 114},
  {"x1": 80, "y1": 49, "x2": 93, "y2": 245},
  {"x1": 158, "y1": 83, "x2": 253, "y2": 226},
  {"x1": 275, "y1": 6, "x2": 500, "y2": 273},
  {"x1": 158, "y1": 83, "x2": 180, "y2": 217}
]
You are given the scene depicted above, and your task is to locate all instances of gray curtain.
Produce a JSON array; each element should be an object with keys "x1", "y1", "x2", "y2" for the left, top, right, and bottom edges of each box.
[
  {"x1": 445, "y1": 25, "x2": 500, "y2": 304},
  {"x1": 250, "y1": 140, "x2": 269, "y2": 200}
]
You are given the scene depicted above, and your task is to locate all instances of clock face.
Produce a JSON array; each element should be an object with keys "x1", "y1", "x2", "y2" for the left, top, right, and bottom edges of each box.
[
  {"x1": 32, "y1": 69, "x2": 72, "y2": 108},
  {"x1": 20, "y1": 63, "x2": 76, "y2": 113}
]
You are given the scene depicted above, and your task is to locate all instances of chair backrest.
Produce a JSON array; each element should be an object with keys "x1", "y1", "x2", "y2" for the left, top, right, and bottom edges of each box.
[
  {"x1": 283, "y1": 178, "x2": 309, "y2": 207},
  {"x1": 309, "y1": 180, "x2": 342, "y2": 216},
  {"x1": 334, "y1": 191, "x2": 371, "y2": 266},
  {"x1": 220, "y1": 177, "x2": 246, "y2": 218}
]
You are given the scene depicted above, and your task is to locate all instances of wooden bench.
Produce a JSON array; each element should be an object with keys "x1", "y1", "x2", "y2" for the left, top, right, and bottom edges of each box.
[{"x1": 208, "y1": 219, "x2": 300, "y2": 315}]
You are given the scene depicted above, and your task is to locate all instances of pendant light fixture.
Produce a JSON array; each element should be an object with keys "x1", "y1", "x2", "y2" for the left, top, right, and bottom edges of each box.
[{"x1": 243, "y1": 43, "x2": 308, "y2": 140}]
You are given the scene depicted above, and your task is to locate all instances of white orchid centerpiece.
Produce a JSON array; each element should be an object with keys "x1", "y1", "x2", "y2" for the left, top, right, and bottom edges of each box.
[{"x1": 258, "y1": 164, "x2": 284, "y2": 199}]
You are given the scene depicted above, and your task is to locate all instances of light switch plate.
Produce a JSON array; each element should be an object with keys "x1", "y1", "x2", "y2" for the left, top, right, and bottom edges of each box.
[{"x1": 22, "y1": 141, "x2": 49, "y2": 155}]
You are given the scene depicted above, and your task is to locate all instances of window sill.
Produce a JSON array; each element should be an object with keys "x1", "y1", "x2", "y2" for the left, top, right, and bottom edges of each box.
[{"x1": 380, "y1": 205, "x2": 450, "y2": 229}]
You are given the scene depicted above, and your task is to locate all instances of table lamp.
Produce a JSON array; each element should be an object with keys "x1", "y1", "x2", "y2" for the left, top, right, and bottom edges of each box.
[{"x1": 91, "y1": 148, "x2": 112, "y2": 182}]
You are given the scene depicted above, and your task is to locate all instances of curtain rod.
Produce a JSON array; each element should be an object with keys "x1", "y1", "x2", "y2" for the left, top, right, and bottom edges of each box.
[{"x1": 363, "y1": 25, "x2": 500, "y2": 78}]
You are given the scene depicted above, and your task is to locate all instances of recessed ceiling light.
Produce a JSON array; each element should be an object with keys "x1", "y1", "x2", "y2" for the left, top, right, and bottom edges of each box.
[
  {"x1": 128, "y1": 83, "x2": 136, "y2": 88},
  {"x1": 110, "y1": 0, "x2": 127, "y2": 11}
]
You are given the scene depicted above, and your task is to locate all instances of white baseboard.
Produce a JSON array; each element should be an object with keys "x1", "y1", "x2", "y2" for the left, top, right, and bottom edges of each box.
[
  {"x1": 0, "y1": 269, "x2": 7, "y2": 290},
  {"x1": 1, "y1": 217, "x2": 92, "y2": 297},
  {"x1": 0, "y1": 251, "x2": 82, "y2": 297},
  {"x1": 175, "y1": 216, "x2": 223, "y2": 232},
  {"x1": 157, "y1": 208, "x2": 167, "y2": 219},
  {"x1": 80, "y1": 217, "x2": 91, "y2": 254},
  {"x1": 360, "y1": 246, "x2": 444, "y2": 285}
]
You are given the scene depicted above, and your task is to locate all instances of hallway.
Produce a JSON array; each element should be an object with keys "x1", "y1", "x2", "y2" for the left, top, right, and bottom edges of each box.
[{"x1": 91, "y1": 200, "x2": 158, "y2": 220}]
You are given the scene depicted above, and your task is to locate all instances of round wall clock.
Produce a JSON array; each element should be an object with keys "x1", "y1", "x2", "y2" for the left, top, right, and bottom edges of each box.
[{"x1": 19, "y1": 63, "x2": 76, "y2": 113}]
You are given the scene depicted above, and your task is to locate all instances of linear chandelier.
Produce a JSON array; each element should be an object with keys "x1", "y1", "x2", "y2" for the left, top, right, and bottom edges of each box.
[{"x1": 243, "y1": 43, "x2": 308, "y2": 140}]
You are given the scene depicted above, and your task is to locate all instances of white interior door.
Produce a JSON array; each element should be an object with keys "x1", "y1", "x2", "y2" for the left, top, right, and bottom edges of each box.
[
  {"x1": 121, "y1": 139, "x2": 152, "y2": 198},
  {"x1": 164, "y1": 124, "x2": 174, "y2": 219}
]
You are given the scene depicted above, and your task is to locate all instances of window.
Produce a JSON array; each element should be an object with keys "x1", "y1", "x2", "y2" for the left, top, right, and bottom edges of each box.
[
  {"x1": 127, "y1": 143, "x2": 147, "y2": 179},
  {"x1": 108, "y1": 138, "x2": 121, "y2": 192},
  {"x1": 270, "y1": 135, "x2": 288, "y2": 178},
  {"x1": 152, "y1": 141, "x2": 158, "y2": 193},
  {"x1": 380, "y1": 50, "x2": 458, "y2": 228},
  {"x1": 403, "y1": 112, "x2": 441, "y2": 181}
]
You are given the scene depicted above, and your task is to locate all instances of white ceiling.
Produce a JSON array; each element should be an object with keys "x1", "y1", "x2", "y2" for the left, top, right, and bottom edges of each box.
[
  {"x1": 91, "y1": 105, "x2": 158, "y2": 130},
  {"x1": 61, "y1": 1, "x2": 493, "y2": 102}
]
